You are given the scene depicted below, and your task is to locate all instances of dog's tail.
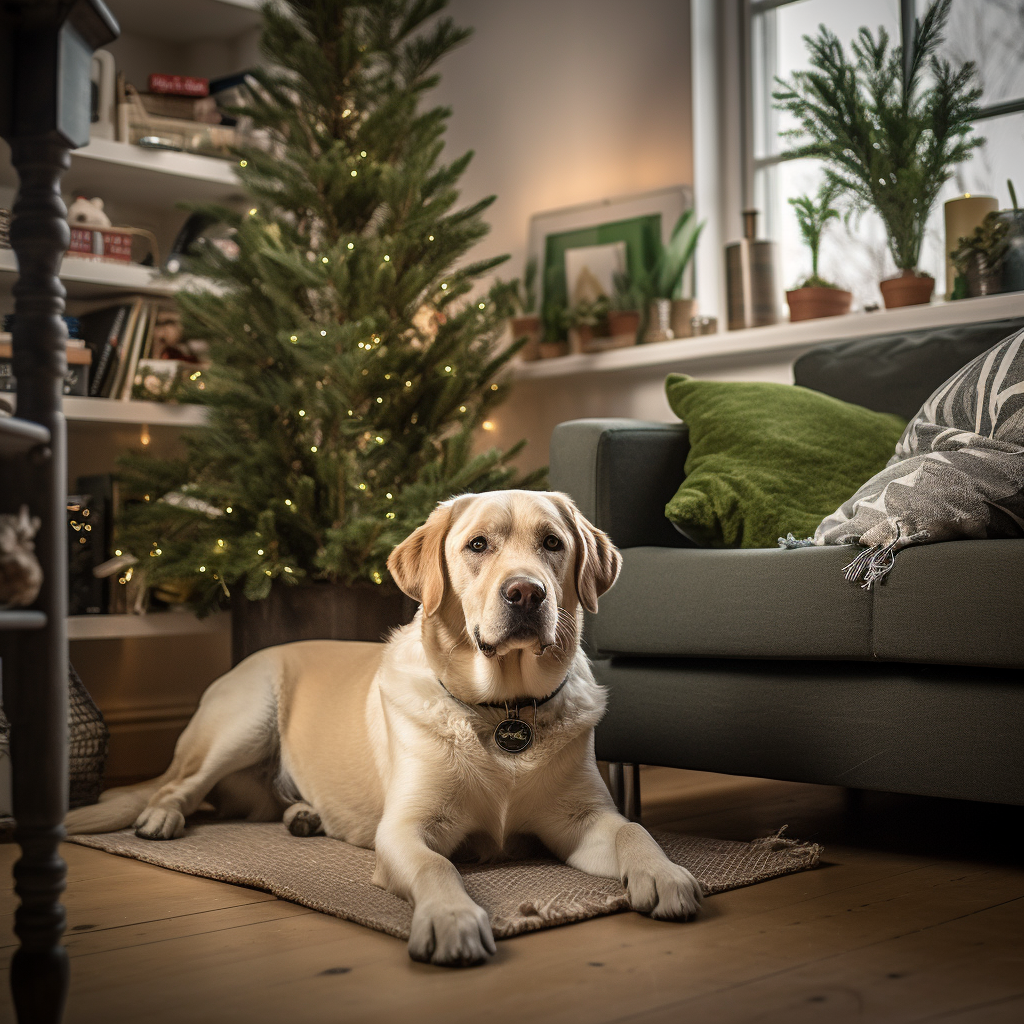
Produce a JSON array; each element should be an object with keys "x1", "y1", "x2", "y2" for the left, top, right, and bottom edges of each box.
[{"x1": 64, "y1": 776, "x2": 166, "y2": 834}]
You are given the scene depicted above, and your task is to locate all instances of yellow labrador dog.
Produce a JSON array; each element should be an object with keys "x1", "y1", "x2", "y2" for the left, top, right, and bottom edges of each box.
[{"x1": 67, "y1": 490, "x2": 701, "y2": 966}]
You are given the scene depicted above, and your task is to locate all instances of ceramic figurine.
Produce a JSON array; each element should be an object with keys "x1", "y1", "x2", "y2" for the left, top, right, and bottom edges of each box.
[{"x1": 0, "y1": 505, "x2": 43, "y2": 609}]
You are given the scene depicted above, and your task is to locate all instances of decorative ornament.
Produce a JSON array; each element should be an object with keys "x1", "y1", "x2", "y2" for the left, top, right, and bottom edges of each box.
[
  {"x1": 0, "y1": 505, "x2": 43, "y2": 609},
  {"x1": 404, "y1": 303, "x2": 446, "y2": 349}
]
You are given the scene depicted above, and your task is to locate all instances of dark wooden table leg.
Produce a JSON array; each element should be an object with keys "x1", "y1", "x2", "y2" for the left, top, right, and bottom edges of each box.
[
  {"x1": 0, "y1": 4, "x2": 118, "y2": 1021},
  {"x1": 5, "y1": 130, "x2": 73, "y2": 1024}
]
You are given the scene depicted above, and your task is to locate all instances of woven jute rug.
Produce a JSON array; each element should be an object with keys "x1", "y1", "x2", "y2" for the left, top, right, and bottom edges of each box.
[{"x1": 68, "y1": 823, "x2": 820, "y2": 940}]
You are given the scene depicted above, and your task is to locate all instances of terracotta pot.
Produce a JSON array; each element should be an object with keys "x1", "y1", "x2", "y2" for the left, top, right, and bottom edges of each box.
[
  {"x1": 231, "y1": 580, "x2": 416, "y2": 665},
  {"x1": 669, "y1": 298, "x2": 697, "y2": 338},
  {"x1": 785, "y1": 286, "x2": 853, "y2": 322},
  {"x1": 510, "y1": 314, "x2": 542, "y2": 360},
  {"x1": 606, "y1": 309, "x2": 640, "y2": 339},
  {"x1": 879, "y1": 270, "x2": 934, "y2": 309},
  {"x1": 537, "y1": 340, "x2": 569, "y2": 359}
]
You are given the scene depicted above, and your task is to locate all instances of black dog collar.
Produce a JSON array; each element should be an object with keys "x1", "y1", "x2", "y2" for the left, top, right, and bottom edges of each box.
[{"x1": 436, "y1": 675, "x2": 569, "y2": 754}]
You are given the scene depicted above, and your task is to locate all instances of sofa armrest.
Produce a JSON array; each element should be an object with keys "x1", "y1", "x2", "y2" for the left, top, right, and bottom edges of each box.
[{"x1": 550, "y1": 419, "x2": 692, "y2": 549}]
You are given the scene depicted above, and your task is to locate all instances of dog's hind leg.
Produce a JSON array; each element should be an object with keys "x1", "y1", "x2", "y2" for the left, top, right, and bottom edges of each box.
[
  {"x1": 283, "y1": 801, "x2": 324, "y2": 837},
  {"x1": 133, "y1": 653, "x2": 280, "y2": 840}
]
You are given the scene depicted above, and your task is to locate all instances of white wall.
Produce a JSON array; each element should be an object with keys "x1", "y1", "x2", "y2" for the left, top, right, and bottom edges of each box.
[{"x1": 432, "y1": 0, "x2": 693, "y2": 282}]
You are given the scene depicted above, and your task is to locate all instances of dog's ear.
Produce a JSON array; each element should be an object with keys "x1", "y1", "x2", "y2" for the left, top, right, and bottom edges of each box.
[
  {"x1": 387, "y1": 501, "x2": 453, "y2": 616},
  {"x1": 551, "y1": 493, "x2": 622, "y2": 614}
]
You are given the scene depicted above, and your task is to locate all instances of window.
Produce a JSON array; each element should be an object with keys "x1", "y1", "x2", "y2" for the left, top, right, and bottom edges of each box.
[{"x1": 748, "y1": 0, "x2": 1024, "y2": 309}]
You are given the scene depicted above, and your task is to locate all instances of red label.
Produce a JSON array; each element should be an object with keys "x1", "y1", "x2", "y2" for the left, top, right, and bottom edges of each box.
[
  {"x1": 148, "y1": 73, "x2": 209, "y2": 97},
  {"x1": 67, "y1": 228, "x2": 133, "y2": 262}
]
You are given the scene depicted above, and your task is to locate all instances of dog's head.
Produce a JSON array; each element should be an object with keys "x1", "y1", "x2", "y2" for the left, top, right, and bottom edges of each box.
[{"x1": 387, "y1": 490, "x2": 621, "y2": 659}]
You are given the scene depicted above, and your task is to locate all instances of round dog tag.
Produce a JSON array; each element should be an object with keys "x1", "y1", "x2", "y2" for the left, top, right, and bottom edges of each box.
[{"x1": 494, "y1": 717, "x2": 533, "y2": 753}]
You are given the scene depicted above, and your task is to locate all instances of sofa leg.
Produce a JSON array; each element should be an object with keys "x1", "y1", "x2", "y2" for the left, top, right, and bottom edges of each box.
[{"x1": 608, "y1": 763, "x2": 642, "y2": 823}]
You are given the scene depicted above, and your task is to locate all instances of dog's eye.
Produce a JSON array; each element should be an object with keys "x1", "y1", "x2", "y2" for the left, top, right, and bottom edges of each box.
[
  {"x1": 542, "y1": 534, "x2": 563, "y2": 551},
  {"x1": 468, "y1": 536, "x2": 488, "y2": 553}
]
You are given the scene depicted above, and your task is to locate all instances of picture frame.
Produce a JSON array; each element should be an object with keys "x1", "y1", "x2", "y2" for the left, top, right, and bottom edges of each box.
[{"x1": 526, "y1": 185, "x2": 694, "y2": 322}]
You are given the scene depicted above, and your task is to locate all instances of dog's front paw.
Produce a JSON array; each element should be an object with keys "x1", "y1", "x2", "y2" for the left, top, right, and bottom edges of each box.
[
  {"x1": 133, "y1": 806, "x2": 185, "y2": 840},
  {"x1": 408, "y1": 901, "x2": 496, "y2": 967},
  {"x1": 624, "y1": 861, "x2": 702, "y2": 921}
]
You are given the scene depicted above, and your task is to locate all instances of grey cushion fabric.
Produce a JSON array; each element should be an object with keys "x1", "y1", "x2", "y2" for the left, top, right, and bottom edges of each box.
[
  {"x1": 591, "y1": 546, "x2": 873, "y2": 660},
  {"x1": 591, "y1": 657, "x2": 1024, "y2": 805},
  {"x1": 590, "y1": 540, "x2": 1024, "y2": 668},
  {"x1": 550, "y1": 419, "x2": 693, "y2": 550},
  {"x1": 793, "y1": 316, "x2": 1024, "y2": 419},
  {"x1": 815, "y1": 330, "x2": 1024, "y2": 581}
]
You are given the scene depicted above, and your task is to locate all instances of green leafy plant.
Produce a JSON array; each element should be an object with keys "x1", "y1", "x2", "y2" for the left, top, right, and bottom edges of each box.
[
  {"x1": 493, "y1": 257, "x2": 538, "y2": 317},
  {"x1": 642, "y1": 210, "x2": 704, "y2": 300},
  {"x1": 116, "y1": 0, "x2": 544, "y2": 614},
  {"x1": 789, "y1": 181, "x2": 844, "y2": 289},
  {"x1": 773, "y1": 0, "x2": 983, "y2": 273},
  {"x1": 609, "y1": 270, "x2": 644, "y2": 312},
  {"x1": 949, "y1": 210, "x2": 1010, "y2": 277},
  {"x1": 567, "y1": 295, "x2": 610, "y2": 329}
]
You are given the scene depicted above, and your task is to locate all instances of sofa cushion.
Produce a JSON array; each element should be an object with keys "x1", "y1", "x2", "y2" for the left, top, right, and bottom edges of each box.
[
  {"x1": 591, "y1": 545, "x2": 874, "y2": 660},
  {"x1": 815, "y1": 329, "x2": 1024, "y2": 582},
  {"x1": 793, "y1": 316, "x2": 1024, "y2": 419},
  {"x1": 663, "y1": 375, "x2": 905, "y2": 549},
  {"x1": 592, "y1": 540, "x2": 1024, "y2": 668}
]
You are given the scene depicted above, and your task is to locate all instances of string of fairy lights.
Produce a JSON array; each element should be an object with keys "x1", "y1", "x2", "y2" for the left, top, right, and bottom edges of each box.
[{"x1": 135, "y1": 159, "x2": 506, "y2": 591}]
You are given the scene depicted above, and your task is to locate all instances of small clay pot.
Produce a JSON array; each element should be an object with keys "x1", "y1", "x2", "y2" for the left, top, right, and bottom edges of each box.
[
  {"x1": 568, "y1": 324, "x2": 594, "y2": 355},
  {"x1": 510, "y1": 314, "x2": 542, "y2": 360},
  {"x1": 786, "y1": 286, "x2": 853, "y2": 322},
  {"x1": 607, "y1": 309, "x2": 640, "y2": 339},
  {"x1": 879, "y1": 270, "x2": 934, "y2": 309}
]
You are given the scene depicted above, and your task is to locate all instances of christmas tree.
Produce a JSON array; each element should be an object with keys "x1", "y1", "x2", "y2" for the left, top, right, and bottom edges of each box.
[{"x1": 118, "y1": 0, "x2": 541, "y2": 615}]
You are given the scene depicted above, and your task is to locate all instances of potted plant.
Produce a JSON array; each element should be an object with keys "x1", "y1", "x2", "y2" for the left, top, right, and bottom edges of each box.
[
  {"x1": 504, "y1": 258, "x2": 541, "y2": 360},
  {"x1": 997, "y1": 179, "x2": 1024, "y2": 294},
  {"x1": 639, "y1": 209, "x2": 704, "y2": 340},
  {"x1": 567, "y1": 296, "x2": 610, "y2": 354},
  {"x1": 607, "y1": 270, "x2": 643, "y2": 341},
  {"x1": 774, "y1": 0, "x2": 983, "y2": 308},
  {"x1": 786, "y1": 182, "x2": 853, "y2": 321},
  {"x1": 949, "y1": 211, "x2": 1010, "y2": 298},
  {"x1": 115, "y1": 0, "x2": 544, "y2": 656}
]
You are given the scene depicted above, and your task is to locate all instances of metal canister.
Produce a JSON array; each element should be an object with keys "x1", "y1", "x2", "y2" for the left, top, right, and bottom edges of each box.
[{"x1": 725, "y1": 209, "x2": 781, "y2": 330}]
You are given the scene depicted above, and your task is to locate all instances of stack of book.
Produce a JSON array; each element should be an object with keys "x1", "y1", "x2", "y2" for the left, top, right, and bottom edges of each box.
[
  {"x1": 1, "y1": 316, "x2": 92, "y2": 395},
  {"x1": 78, "y1": 297, "x2": 166, "y2": 400}
]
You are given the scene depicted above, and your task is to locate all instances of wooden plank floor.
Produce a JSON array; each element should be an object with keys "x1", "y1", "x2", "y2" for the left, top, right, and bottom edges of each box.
[{"x1": 2, "y1": 769, "x2": 1023, "y2": 1024}]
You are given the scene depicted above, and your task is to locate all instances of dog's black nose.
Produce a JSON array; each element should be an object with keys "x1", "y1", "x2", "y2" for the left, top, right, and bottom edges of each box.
[{"x1": 501, "y1": 576, "x2": 546, "y2": 610}]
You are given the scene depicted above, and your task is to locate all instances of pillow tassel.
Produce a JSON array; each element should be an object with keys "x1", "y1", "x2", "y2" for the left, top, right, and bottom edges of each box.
[{"x1": 842, "y1": 523, "x2": 903, "y2": 590}]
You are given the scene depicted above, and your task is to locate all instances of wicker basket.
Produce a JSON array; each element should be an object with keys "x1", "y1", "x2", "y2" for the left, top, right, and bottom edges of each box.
[{"x1": 0, "y1": 663, "x2": 109, "y2": 817}]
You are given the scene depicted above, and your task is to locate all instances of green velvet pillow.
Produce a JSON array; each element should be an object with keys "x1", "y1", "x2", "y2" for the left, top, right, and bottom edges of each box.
[{"x1": 664, "y1": 374, "x2": 907, "y2": 548}]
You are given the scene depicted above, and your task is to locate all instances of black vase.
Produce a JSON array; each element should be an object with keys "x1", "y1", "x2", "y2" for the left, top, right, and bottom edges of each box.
[{"x1": 231, "y1": 580, "x2": 417, "y2": 665}]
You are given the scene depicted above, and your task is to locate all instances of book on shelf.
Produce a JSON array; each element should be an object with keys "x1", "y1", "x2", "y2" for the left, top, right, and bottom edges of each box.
[
  {"x1": 0, "y1": 332, "x2": 92, "y2": 396},
  {"x1": 78, "y1": 297, "x2": 166, "y2": 400}
]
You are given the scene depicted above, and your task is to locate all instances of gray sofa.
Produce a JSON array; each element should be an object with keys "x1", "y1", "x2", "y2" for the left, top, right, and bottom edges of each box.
[{"x1": 551, "y1": 317, "x2": 1024, "y2": 809}]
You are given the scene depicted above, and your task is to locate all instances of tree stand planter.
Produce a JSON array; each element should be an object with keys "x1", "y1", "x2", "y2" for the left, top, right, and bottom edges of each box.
[{"x1": 231, "y1": 581, "x2": 417, "y2": 665}]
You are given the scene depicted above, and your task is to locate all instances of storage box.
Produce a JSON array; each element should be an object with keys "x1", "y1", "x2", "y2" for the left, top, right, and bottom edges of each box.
[{"x1": 68, "y1": 226, "x2": 134, "y2": 262}]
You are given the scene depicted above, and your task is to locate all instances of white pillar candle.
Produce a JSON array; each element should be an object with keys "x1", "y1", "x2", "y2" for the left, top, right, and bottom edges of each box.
[{"x1": 944, "y1": 194, "x2": 998, "y2": 298}]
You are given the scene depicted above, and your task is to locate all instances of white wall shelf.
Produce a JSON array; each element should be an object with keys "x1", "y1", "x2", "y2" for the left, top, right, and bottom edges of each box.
[
  {"x1": 512, "y1": 292, "x2": 1024, "y2": 380},
  {"x1": 0, "y1": 138, "x2": 243, "y2": 208},
  {"x1": 69, "y1": 611, "x2": 229, "y2": 641},
  {"x1": 104, "y1": 0, "x2": 260, "y2": 43},
  {"x1": 0, "y1": 248, "x2": 178, "y2": 299},
  {"x1": 63, "y1": 397, "x2": 208, "y2": 426}
]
